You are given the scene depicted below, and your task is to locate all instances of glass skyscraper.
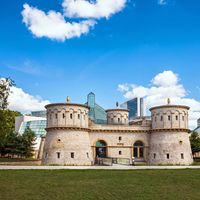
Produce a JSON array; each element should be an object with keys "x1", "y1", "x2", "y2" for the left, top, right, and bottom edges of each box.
[
  {"x1": 86, "y1": 92, "x2": 107, "y2": 124},
  {"x1": 120, "y1": 97, "x2": 144, "y2": 120}
]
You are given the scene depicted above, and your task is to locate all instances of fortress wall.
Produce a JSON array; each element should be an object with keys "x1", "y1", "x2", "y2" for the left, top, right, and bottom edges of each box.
[
  {"x1": 151, "y1": 106, "x2": 188, "y2": 130},
  {"x1": 149, "y1": 131, "x2": 193, "y2": 165},
  {"x1": 46, "y1": 104, "x2": 89, "y2": 129},
  {"x1": 106, "y1": 109, "x2": 129, "y2": 125},
  {"x1": 89, "y1": 131, "x2": 150, "y2": 161},
  {"x1": 42, "y1": 129, "x2": 93, "y2": 165}
]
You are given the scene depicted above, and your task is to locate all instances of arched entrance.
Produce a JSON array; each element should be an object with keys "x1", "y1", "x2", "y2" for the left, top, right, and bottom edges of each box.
[
  {"x1": 96, "y1": 140, "x2": 107, "y2": 158},
  {"x1": 133, "y1": 141, "x2": 144, "y2": 159}
]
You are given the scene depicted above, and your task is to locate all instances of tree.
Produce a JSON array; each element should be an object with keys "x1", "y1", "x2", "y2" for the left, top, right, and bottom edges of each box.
[
  {"x1": 190, "y1": 132, "x2": 200, "y2": 155},
  {"x1": 21, "y1": 127, "x2": 36, "y2": 158},
  {"x1": 0, "y1": 77, "x2": 15, "y2": 110},
  {"x1": 0, "y1": 110, "x2": 22, "y2": 156}
]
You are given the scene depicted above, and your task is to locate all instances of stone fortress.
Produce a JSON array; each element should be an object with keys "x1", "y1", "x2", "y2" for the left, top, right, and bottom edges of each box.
[{"x1": 41, "y1": 96, "x2": 193, "y2": 166}]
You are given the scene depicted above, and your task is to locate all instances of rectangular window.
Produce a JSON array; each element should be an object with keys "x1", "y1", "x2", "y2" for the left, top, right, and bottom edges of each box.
[
  {"x1": 160, "y1": 116, "x2": 163, "y2": 121},
  {"x1": 153, "y1": 153, "x2": 156, "y2": 159},
  {"x1": 167, "y1": 154, "x2": 169, "y2": 159},
  {"x1": 78, "y1": 114, "x2": 80, "y2": 119},
  {"x1": 119, "y1": 151, "x2": 122, "y2": 155},
  {"x1": 176, "y1": 116, "x2": 178, "y2": 120},
  {"x1": 181, "y1": 153, "x2": 184, "y2": 159},
  {"x1": 55, "y1": 114, "x2": 58, "y2": 119},
  {"x1": 63, "y1": 113, "x2": 65, "y2": 118},
  {"x1": 45, "y1": 152, "x2": 48, "y2": 159},
  {"x1": 57, "y1": 152, "x2": 60, "y2": 159},
  {"x1": 71, "y1": 152, "x2": 74, "y2": 158},
  {"x1": 70, "y1": 113, "x2": 73, "y2": 119},
  {"x1": 168, "y1": 116, "x2": 171, "y2": 121},
  {"x1": 119, "y1": 136, "x2": 122, "y2": 141}
]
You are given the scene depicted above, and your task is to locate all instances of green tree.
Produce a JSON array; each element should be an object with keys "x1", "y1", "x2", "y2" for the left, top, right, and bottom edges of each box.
[
  {"x1": 0, "y1": 77, "x2": 15, "y2": 110},
  {"x1": 0, "y1": 110, "x2": 21, "y2": 156},
  {"x1": 21, "y1": 127, "x2": 36, "y2": 158},
  {"x1": 190, "y1": 132, "x2": 200, "y2": 155}
]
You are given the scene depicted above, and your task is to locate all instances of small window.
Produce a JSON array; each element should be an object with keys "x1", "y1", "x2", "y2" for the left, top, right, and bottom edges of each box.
[
  {"x1": 153, "y1": 153, "x2": 156, "y2": 159},
  {"x1": 86, "y1": 152, "x2": 89, "y2": 158},
  {"x1": 181, "y1": 153, "x2": 184, "y2": 159},
  {"x1": 45, "y1": 152, "x2": 48, "y2": 159},
  {"x1": 118, "y1": 118, "x2": 120, "y2": 123},
  {"x1": 179, "y1": 141, "x2": 183, "y2": 145},
  {"x1": 119, "y1": 151, "x2": 122, "y2": 155},
  {"x1": 160, "y1": 116, "x2": 163, "y2": 121},
  {"x1": 168, "y1": 116, "x2": 171, "y2": 121},
  {"x1": 119, "y1": 136, "x2": 122, "y2": 141},
  {"x1": 57, "y1": 152, "x2": 60, "y2": 159},
  {"x1": 55, "y1": 114, "x2": 58, "y2": 119},
  {"x1": 63, "y1": 113, "x2": 65, "y2": 118},
  {"x1": 70, "y1": 113, "x2": 73, "y2": 119},
  {"x1": 166, "y1": 154, "x2": 169, "y2": 159},
  {"x1": 182, "y1": 116, "x2": 185, "y2": 121},
  {"x1": 78, "y1": 114, "x2": 80, "y2": 119},
  {"x1": 57, "y1": 139, "x2": 61, "y2": 142},
  {"x1": 176, "y1": 115, "x2": 178, "y2": 120},
  {"x1": 71, "y1": 152, "x2": 74, "y2": 158}
]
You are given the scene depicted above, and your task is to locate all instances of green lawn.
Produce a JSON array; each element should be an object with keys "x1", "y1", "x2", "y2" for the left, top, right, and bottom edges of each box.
[{"x1": 0, "y1": 169, "x2": 200, "y2": 200}]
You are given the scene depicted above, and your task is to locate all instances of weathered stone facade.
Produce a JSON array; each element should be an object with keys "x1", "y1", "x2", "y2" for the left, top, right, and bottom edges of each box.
[{"x1": 41, "y1": 102, "x2": 193, "y2": 165}]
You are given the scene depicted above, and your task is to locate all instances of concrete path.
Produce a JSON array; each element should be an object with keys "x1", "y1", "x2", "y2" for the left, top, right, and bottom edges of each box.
[{"x1": 0, "y1": 165, "x2": 200, "y2": 170}]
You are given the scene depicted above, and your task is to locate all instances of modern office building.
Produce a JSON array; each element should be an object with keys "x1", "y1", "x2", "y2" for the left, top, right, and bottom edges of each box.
[
  {"x1": 15, "y1": 111, "x2": 46, "y2": 158},
  {"x1": 192, "y1": 118, "x2": 200, "y2": 134},
  {"x1": 85, "y1": 92, "x2": 107, "y2": 124},
  {"x1": 120, "y1": 97, "x2": 144, "y2": 120}
]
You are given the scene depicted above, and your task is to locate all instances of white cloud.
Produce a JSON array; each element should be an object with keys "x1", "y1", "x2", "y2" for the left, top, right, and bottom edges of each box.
[
  {"x1": 118, "y1": 83, "x2": 130, "y2": 92},
  {"x1": 118, "y1": 70, "x2": 200, "y2": 129},
  {"x1": 8, "y1": 86, "x2": 50, "y2": 113},
  {"x1": 62, "y1": 0, "x2": 126, "y2": 19},
  {"x1": 158, "y1": 0, "x2": 168, "y2": 5},
  {"x1": 22, "y1": 4, "x2": 96, "y2": 41},
  {"x1": 22, "y1": 0, "x2": 126, "y2": 41}
]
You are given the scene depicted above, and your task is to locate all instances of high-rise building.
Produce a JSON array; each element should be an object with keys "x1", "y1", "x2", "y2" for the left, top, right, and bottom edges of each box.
[
  {"x1": 86, "y1": 92, "x2": 107, "y2": 124},
  {"x1": 198, "y1": 118, "x2": 200, "y2": 127},
  {"x1": 120, "y1": 97, "x2": 144, "y2": 120},
  {"x1": 15, "y1": 111, "x2": 47, "y2": 158}
]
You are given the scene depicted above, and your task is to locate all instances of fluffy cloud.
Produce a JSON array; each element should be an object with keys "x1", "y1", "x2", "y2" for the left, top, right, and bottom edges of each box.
[
  {"x1": 158, "y1": 0, "x2": 168, "y2": 5},
  {"x1": 118, "y1": 70, "x2": 200, "y2": 129},
  {"x1": 8, "y1": 86, "x2": 50, "y2": 113},
  {"x1": 62, "y1": 0, "x2": 126, "y2": 19},
  {"x1": 22, "y1": 4, "x2": 96, "y2": 41},
  {"x1": 22, "y1": 0, "x2": 126, "y2": 41}
]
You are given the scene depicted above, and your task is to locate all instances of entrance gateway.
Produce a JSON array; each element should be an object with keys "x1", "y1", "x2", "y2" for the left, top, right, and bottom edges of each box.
[{"x1": 95, "y1": 140, "x2": 107, "y2": 158}]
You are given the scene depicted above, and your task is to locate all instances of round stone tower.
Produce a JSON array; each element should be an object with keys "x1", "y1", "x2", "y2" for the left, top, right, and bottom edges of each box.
[
  {"x1": 106, "y1": 108, "x2": 129, "y2": 125},
  {"x1": 42, "y1": 101, "x2": 93, "y2": 165},
  {"x1": 149, "y1": 102, "x2": 193, "y2": 165}
]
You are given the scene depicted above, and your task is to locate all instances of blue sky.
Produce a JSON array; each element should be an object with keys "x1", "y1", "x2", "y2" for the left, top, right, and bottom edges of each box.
[{"x1": 1, "y1": 0, "x2": 200, "y2": 119}]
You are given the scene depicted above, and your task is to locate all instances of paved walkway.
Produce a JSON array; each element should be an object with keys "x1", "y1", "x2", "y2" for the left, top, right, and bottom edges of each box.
[{"x1": 0, "y1": 165, "x2": 200, "y2": 170}]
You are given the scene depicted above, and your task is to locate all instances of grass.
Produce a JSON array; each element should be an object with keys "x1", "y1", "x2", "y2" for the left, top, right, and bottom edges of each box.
[
  {"x1": 0, "y1": 169, "x2": 200, "y2": 200},
  {"x1": 0, "y1": 157, "x2": 39, "y2": 162}
]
